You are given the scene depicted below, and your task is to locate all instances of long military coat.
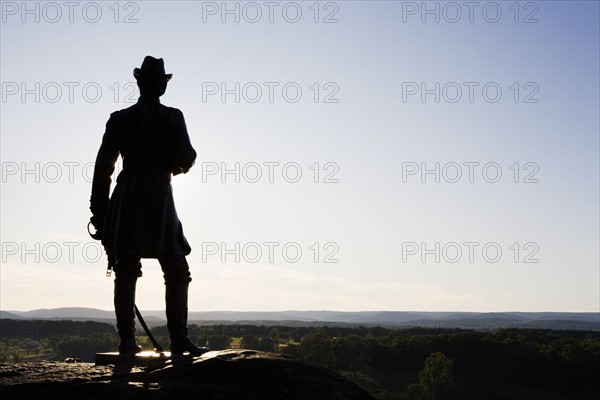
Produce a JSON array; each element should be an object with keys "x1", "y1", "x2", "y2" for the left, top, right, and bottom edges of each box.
[{"x1": 90, "y1": 97, "x2": 196, "y2": 263}]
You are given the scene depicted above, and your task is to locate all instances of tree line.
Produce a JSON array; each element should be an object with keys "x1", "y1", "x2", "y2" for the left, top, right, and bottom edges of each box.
[{"x1": 1, "y1": 319, "x2": 598, "y2": 399}]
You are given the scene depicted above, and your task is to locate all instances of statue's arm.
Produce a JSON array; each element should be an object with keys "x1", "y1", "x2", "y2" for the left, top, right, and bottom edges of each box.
[
  {"x1": 172, "y1": 109, "x2": 197, "y2": 175},
  {"x1": 90, "y1": 114, "x2": 120, "y2": 229}
]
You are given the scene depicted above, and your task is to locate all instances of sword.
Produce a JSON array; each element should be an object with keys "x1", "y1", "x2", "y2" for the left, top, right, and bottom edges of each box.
[
  {"x1": 87, "y1": 221, "x2": 114, "y2": 277},
  {"x1": 135, "y1": 305, "x2": 166, "y2": 355},
  {"x1": 88, "y1": 221, "x2": 165, "y2": 356}
]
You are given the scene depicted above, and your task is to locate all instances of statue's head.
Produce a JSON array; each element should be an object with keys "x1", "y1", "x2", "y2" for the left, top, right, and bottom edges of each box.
[{"x1": 134, "y1": 56, "x2": 172, "y2": 98}]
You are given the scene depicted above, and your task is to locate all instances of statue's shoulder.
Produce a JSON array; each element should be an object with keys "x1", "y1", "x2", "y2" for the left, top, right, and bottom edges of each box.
[
  {"x1": 108, "y1": 103, "x2": 138, "y2": 120},
  {"x1": 161, "y1": 104, "x2": 184, "y2": 116},
  {"x1": 159, "y1": 104, "x2": 185, "y2": 124}
]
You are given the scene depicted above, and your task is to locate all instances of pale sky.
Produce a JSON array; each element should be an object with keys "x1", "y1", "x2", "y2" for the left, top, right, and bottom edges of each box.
[{"x1": 1, "y1": 1, "x2": 599, "y2": 313}]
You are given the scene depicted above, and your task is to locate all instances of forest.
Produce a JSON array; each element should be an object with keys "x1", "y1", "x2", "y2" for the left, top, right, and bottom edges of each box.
[{"x1": 1, "y1": 319, "x2": 599, "y2": 399}]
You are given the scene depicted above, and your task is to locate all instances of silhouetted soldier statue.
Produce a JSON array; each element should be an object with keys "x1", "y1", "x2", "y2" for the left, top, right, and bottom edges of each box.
[{"x1": 89, "y1": 56, "x2": 208, "y2": 355}]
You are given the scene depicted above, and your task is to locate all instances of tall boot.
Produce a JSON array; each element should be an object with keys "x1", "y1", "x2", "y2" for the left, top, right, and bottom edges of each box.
[
  {"x1": 165, "y1": 281, "x2": 209, "y2": 355},
  {"x1": 114, "y1": 276, "x2": 142, "y2": 354}
]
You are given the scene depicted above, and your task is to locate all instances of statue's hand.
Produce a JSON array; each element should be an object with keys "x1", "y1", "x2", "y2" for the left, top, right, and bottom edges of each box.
[{"x1": 88, "y1": 215, "x2": 104, "y2": 240}]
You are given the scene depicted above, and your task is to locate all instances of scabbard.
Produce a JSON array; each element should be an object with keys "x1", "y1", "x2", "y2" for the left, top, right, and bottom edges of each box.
[{"x1": 135, "y1": 305, "x2": 165, "y2": 354}]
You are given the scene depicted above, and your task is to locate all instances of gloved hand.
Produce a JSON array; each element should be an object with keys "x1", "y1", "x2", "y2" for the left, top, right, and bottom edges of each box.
[{"x1": 88, "y1": 215, "x2": 104, "y2": 240}]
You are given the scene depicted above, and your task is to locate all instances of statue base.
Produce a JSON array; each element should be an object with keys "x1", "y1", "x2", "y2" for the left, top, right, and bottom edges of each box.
[{"x1": 95, "y1": 350, "x2": 186, "y2": 366}]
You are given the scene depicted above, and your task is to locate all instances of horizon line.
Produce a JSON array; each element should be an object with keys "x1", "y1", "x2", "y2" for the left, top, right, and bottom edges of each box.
[{"x1": 3, "y1": 308, "x2": 599, "y2": 314}]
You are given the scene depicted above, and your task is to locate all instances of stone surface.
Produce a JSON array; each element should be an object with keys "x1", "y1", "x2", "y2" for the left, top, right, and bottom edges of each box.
[{"x1": 0, "y1": 349, "x2": 376, "y2": 399}]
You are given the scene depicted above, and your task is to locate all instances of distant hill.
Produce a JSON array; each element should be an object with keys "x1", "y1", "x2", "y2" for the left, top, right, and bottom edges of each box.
[
  {"x1": 7, "y1": 307, "x2": 115, "y2": 319},
  {"x1": 0, "y1": 311, "x2": 23, "y2": 319},
  {"x1": 3, "y1": 308, "x2": 598, "y2": 330}
]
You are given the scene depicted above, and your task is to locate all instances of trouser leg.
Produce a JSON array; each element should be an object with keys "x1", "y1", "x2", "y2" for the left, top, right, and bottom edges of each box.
[
  {"x1": 113, "y1": 257, "x2": 142, "y2": 354},
  {"x1": 159, "y1": 255, "x2": 208, "y2": 355}
]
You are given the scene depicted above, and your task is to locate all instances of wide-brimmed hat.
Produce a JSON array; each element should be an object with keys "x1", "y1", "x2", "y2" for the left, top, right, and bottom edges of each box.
[{"x1": 133, "y1": 56, "x2": 172, "y2": 82}]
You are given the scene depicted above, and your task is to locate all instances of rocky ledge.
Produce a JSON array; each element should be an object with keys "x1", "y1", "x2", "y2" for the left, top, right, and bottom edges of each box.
[{"x1": 0, "y1": 349, "x2": 375, "y2": 400}]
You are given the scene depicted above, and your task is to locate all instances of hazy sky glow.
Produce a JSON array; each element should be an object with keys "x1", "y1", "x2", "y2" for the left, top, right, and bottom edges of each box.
[{"x1": 1, "y1": 1, "x2": 599, "y2": 312}]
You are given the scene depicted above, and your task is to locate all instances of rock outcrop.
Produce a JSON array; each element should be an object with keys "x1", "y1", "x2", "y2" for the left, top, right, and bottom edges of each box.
[{"x1": 0, "y1": 349, "x2": 375, "y2": 399}]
